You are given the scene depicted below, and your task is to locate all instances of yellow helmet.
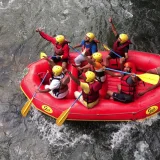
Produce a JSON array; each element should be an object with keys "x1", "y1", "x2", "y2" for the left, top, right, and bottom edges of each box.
[
  {"x1": 52, "y1": 65, "x2": 62, "y2": 76},
  {"x1": 86, "y1": 32, "x2": 95, "y2": 42},
  {"x1": 119, "y1": 34, "x2": 128, "y2": 44},
  {"x1": 92, "y1": 52, "x2": 102, "y2": 62},
  {"x1": 85, "y1": 71, "x2": 95, "y2": 83},
  {"x1": 55, "y1": 35, "x2": 65, "y2": 44}
]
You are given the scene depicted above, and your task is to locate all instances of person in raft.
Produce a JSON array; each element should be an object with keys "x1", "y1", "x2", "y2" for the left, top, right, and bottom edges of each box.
[
  {"x1": 105, "y1": 62, "x2": 137, "y2": 103},
  {"x1": 36, "y1": 28, "x2": 70, "y2": 70},
  {"x1": 36, "y1": 65, "x2": 70, "y2": 99},
  {"x1": 78, "y1": 51, "x2": 106, "y2": 82},
  {"x1": 105, "y1": 17, "x2": 132, "y2": 70},
  {"x1": 67, "y1": 70, "x2": 102, "y2": 108},
  {"x1": 72, "y1": 32, "x2": 99, "y2": 67},
  {"x1": 138, "y1": 67, "x2": 160, "y2": 96}
]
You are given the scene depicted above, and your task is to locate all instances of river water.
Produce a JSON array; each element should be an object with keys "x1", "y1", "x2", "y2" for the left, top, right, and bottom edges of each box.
[{"x1": 0, "y1": 0, "x2": 160, "y2": 159}]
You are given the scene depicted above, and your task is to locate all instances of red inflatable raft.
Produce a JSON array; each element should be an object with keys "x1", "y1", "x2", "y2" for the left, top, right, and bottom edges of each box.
[{"x1": 20, "y1": 50, "x2": 160, "y2": 121}]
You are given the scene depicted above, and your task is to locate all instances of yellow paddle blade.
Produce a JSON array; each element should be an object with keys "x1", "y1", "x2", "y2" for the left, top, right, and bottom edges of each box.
[
  {"x1": 103, "y1": 44, "x2": 110, "y2": 51},
  {"x1": 137, "y1": 73, "x2": 159, "y2": 85},
  {"x1": 56, "y1": 107, "x2": 71, "y2": 126},
  {"x1": 21, "y1": 97, "x2": 33, "y2": 117},
  {"x1": 40, "y1": 52, "x2": 47, "y2": 59}
]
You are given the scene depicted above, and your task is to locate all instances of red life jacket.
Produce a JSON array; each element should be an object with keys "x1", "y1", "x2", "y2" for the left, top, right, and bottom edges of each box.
[
  {"x1": 113, "y1": 40, "x2": 132, "y2": 57},
  {"x1": 82, "y1": 81, "x2": 102, "y2": 103},
  {"x1": 121, "y1": 75, "x2": 135, "y2": 95},
  {"x1": 54, "y1": 40, "x2": 69, "y2": 55}
]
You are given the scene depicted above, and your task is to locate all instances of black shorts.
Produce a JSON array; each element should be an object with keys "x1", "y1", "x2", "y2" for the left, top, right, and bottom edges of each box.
[
  {"x1": 51, "y1": 56, "x2": 68, "y2": 63},
  {"x1": 113, "y1": 92, "x2": 133, "y2": 103},
  {"x1": 109, "y1": 52, "x2": 120, "y2": 59}
]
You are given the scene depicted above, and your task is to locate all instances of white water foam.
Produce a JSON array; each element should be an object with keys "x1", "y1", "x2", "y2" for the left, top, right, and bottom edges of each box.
[
  {"x1": 134, "y1": 141, "x2": 150, "y2": 160},
  {"x1": 110, "y1": 114, "x2": 160, "y2": 149},
  {"x1": 110, "y1": 122, "x2": 134, "y2": 149},
  {"x1": 31, "y1": 108, "x2": 93, "y2": 147}
]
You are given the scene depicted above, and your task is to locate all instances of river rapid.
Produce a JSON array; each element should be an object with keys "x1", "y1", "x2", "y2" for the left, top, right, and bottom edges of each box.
[{"x1": 0, "y1": 0, "x2": 160, "y2": 159}]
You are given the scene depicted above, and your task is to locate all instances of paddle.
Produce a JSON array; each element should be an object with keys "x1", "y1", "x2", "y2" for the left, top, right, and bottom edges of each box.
[
  {"x1": 21, "y1": 70, "x2": 49, "y2": 117},
  {"x1": 106, "y1": 68, "x2": 159, "y2": 85},
  {"x1": 40, "y1": 52, "x2": 59, "y2": 59},
  {"x1": 56, "y1": 93, "x2": 82, "y2": 126},
  {"x1": 69, "y1": 44, "x2": 81, "y2": 54},
  {"x1": 103, "y1": 44, "x2": 122, "y2": 58},
  {"x1": 40, "y1": 52, "x2": 47, "y2": 59}
]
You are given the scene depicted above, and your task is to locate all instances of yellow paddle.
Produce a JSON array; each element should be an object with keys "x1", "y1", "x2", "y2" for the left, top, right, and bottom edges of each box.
[
  {"x1": 106, "y1": 68, "x2": 159, "y2": 85},
  {"x1": 40, "y1": 52, "x2": 47, "y2": 59},
  {"x1": 21, "y1": 71, "x2": 49, "y2": 117},
  {"x1": 40, "y1": 52, "x2": 61, "y2": 59},
  {"x1": 56, "y1": 93, "x2": 82, "y2": 126}
]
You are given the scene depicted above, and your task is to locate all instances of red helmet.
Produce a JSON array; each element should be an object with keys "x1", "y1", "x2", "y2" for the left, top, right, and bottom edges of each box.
[{"x1": 124, "y1": 62, "x2": 136, "y2": 73}]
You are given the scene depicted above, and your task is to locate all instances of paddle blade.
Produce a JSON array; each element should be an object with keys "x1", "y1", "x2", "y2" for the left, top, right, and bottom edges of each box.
[
  {"x1": 137, "y1": 73, "x2": 159, "y2": 85},
  {"x1": 103, "y1": 44, "x2": 110, "y2": 51},
  {"x1": 56, "y1": 107, "x2": 71, "y2": 126},
  {"x1": 21, "y1": 98, "x2": 33, "y2": 117},
  {"x1": 40, "y1": 52, "x2": 47, "y2": 59}
]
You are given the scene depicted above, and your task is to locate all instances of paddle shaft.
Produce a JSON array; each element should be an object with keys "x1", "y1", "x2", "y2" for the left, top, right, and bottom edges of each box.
[
  {"x1": 21, "y1": 71, "x2": 49, "y2": 117},
  {"x1": 56, "y1": 93, "x2": 82, "y2": 126},
  {"x1": 70, "y1": 93, "x2": 82, "y2": 108},
  {"x1": 110, "y1": 49, "x2": 122, "y2": 58},
  {"x1": 29, "y1": 71, "x2": 48, "y2": 103},
  {"x1": 103, "y1": 44, "x2": 122, "y2": 58},
  {"x1": 106, "y1": 68, "x2": 133, "y2": 75},
  {"x1": 69, "y1": 44, "x2": 86, "y2": 57}
]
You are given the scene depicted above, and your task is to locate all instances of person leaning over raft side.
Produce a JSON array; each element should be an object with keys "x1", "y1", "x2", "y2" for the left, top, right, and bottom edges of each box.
[
  {"x1": 36, "y1": 28, "x2": 70, "y2": 70},
  {"x1": 106, "y1": 17, "x2": 132, "y2": 70},
  {"x1": 105, "y1": 62, "x2": 137, "y2": 103},
  {"x1": 36, "y1": 65, "x2": 70, "y2": 99},
  {"x1": 138, "y1": 67, "x2": 160, "y2": 96},
  {"x1": 72, "y1": 32, "x2": 99, "y2": 67},
  {"x1": 67, "y1": 70, "x2": 102, "y2": 108}
]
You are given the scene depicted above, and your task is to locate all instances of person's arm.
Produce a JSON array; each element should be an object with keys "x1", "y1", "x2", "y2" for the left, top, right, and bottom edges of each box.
[
  {"x1": 67, "y1": 71, "x2": 80, "y2": 86},
  {"x1": 72, "y1": 40, "x2": 84, "y2": 49},
  {"x1": 61, "y1": 75, "x2": 70, "y2": 85},
  {"x1": 36, "y1": 28, "x2": 56, "y2": 44},
  {"x1": 84, "y1": 55, "x2": 95, "y2": 66},
  {"x1": 80, "y1": 63, "x2": 91, "y2": 70},
  {"x1": 36, "y1": 88, "x2": 51, "y2": 93},
  {"x1": 124, "y1": 52, "x2": 128, "y2": 59},
  {"x1": 37, "y1": 79, "x2": 60, "y2": 93},
  {"x1": 61, "y1": 44, "x2": 70, "y2": 59},
  {"x1": 124, "y1": 46, "x2": 129, "y2": 59},
  {"x1": 72, "y1": 43, "x2": 82, "y2": 49},
  {"x1": 109, "y1": 17, "x2": 118, "y2": 37}
]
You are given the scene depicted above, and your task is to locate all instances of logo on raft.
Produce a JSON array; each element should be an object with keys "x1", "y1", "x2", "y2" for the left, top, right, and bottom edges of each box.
[
  {"x1": 42, "y1": 105, "x2": 53, "y2": 113},
  {"x1": 146, "y1": 106, "x2": 158, "y2": 115}
]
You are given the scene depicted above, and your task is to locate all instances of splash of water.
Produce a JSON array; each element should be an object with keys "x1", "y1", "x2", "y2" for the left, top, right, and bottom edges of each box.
[
  {"x1": 110, "y1": 114, "x2": 160, "y2": 149},
  {"x1": 31, "y1": 108, "x2": 93, "y2": 147}
]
